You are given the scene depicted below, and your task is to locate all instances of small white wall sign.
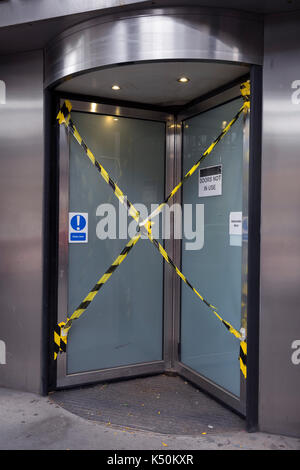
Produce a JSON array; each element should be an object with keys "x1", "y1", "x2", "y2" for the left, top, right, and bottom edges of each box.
[{"x1": 229, "y1": 212, "x2": 242, "y2": 235}]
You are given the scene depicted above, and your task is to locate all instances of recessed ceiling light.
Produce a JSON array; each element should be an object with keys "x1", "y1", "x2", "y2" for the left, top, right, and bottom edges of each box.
[
  {"x1": 112, "y1": 84, "x2": 121, "y2": 90},
  {"x1": 90, "y1": 102, "x2": 97, "y2": 112},
  {"x1": 177, "y1": 76, "x2": 190, "y2": 84}
]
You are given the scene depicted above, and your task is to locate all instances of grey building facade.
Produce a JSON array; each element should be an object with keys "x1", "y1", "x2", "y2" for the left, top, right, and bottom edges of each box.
[{"x1": 0, "y1": 0, "x2": 299, "y2": 438}]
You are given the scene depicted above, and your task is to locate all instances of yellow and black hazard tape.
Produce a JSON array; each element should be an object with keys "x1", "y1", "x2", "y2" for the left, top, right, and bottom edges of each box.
[
  {"x1": 57, "y1": 100, "x2": 72, "y2": 125},
  {"x1": 240, "y1": 79, "x2": 250, "y2": 105},
  {"x1": 55, "y1": 81, "x2": 250, "y2": 377},
  {"x1": 57, "y1": 99, "x2": 140, "y2": 224},
  {"x1": 142, "y1": 227, "x2": 247, "y2": 378},
  {"x1": 240, "y1": 341, "x2": 247, "y2": 379},
  {"x1": 54, "y1": 232, "x2": 141, "y2": 359},
  {"x1": 54, "y1": 322, "x2": 68, "y2": 360}
]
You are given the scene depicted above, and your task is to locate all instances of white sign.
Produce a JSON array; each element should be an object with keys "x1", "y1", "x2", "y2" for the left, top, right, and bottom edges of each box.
[
  {"x1": 199, "y1": 165, "x2": 222, "y2": 197},
  {"x1": 229, "y1": 212, "x2": 242, "y2": 235},
  {"x1": 69, "y1": 212, "x2": 88, "y2": 243}
]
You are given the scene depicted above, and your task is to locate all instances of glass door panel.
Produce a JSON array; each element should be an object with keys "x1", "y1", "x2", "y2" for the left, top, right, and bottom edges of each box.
[
  {"x1": 62, "y1": 109, "x2": 166, "y2": 377},
  {"x1": 180, "y1": 98, "x2": 245, "y2": 400}
]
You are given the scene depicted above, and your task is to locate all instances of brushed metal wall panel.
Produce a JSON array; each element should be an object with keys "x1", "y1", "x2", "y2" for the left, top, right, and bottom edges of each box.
[
  {"x1": 260, "y1": 12, "x2": 300, "y2": 438},
  {"x1": 0, "y1": 0, "x2": 299, "y2": 30},
  {"x1": 0, "y1": 51, "x2": 44, "y2": 393}
]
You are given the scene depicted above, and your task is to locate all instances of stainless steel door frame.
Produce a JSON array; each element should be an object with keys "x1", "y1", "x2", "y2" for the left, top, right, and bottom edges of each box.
[
  {"x1": 56, "y1": 88, "x2": 250, "y2": 406},
  {"x1": 56, "y1": 98, "x2": 175, "y2": 387},
  {"x1": 172, "y1": 85, "x2": 249, "y2": 415}
]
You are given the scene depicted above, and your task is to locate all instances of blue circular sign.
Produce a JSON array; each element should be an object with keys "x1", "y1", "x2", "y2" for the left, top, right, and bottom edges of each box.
[{"x1": 71, "y1": 214, "x2": 86, "y2": 231}]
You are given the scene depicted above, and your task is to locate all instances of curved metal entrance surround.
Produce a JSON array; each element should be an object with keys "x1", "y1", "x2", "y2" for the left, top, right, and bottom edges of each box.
[{"x1": 44, "y1": 7, "x2": 263, "y2": 88}]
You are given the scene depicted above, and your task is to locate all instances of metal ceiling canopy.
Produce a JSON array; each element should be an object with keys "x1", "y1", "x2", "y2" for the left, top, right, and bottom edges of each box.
[{"x1": 45, "y1": 7, "x2": 262, "y2": 89}]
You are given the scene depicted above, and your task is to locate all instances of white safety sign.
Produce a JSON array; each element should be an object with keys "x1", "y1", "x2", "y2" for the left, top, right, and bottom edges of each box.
[
  {"x1": 229, "y1": 212, "x2": 243, "y2": 235},
  {"x1": 69, "y1": 212, "x2": 88, "y2": 243},
  {"x1": 199, "y1": 165, "x2": 222, "y2": 197}
]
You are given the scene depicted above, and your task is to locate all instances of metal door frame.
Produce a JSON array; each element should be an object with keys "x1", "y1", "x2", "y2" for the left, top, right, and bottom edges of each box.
[
  {"x1": 56, "y1": 98, "x2": 175, "y2": 387},
  {"x1": 53, "y1": 72, "x2": 261, "y2": 428},
  {"x1": 171, "y1": 84, "x2": 250, "y2": 415}
]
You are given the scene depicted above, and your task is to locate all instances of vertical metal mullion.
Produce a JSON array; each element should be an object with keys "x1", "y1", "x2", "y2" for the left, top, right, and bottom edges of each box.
[
  {"x1": 239, "y1": 101, "x2": 250, "y2": 415},
  {"x1": 163, "y1": 115, "x2": 176, "y2": 370},
  {"x1": 246, "y1": 65, "x2": 262, "y2": 432},
  {"x1": 44, "y1": 91, "x2": 61, "y2": 393},
  {"x1": 172, "y1": 117, "x2": 183, "y2": 366},
  {"x1": 56, "y1": 104, "x2": 70, "y2": 385}
]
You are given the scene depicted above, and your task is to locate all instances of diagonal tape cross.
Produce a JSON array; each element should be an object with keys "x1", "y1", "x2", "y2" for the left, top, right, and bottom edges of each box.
[{"x1": 55, "y1": 81, "x2": 250, "y2": 378}]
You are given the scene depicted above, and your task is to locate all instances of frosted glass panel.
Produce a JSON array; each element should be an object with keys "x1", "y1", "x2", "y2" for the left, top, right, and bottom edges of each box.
[
  {"x1": 67, "y1": 112, "x2": 165, "y2": 374},
  {"x1": 181, "y1": 99, "x2": 244, "y2": 397}
]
